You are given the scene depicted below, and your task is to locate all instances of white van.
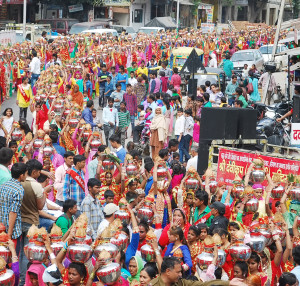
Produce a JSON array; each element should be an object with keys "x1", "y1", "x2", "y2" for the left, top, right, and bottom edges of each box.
[
  {"x1": 137, "y1": 27, "x2": 165, "y2": 35},
  {"x1": 81, "y1": 28, "x2": 118, "y2": 38}
]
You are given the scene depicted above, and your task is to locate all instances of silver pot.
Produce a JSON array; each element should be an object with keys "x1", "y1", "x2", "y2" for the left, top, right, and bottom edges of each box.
[
  {"x1": 68, "y1": 118, "x2": 79, "y2": 128},
  {"x1": 67, "y1": 238, "x2": 93, "y2": 263},
  {"x1": 96, "y1": 263, "x2": 121, "y2": 285},
  {"x1": 141, "y1": 244, "x2": 155, "y2": 262},
  {"x1": 82, "y1": 131, "x2": 90, "y2": 141},
  {"x1": 251, "y1": 168, "x2": 265, "y2": 183},
  {"x1": 137, "y1": 203, "x2": 154, "y2": 224},
  {"x1": 94, "y1": 243, "x2": 119, "y2": 262},
  {"x1": 197, "y1": 251, "x2": 214, "y2": 270},
  {"x1": 126, "y1": 163, "x2": 138, "y2": 178},
  {"x1": 33, "y1": 139, "x2": 43, "y2": 150},
  {"x1": 248, "y1": 235, "x2": 267, "y2": 253},
  {"x1": 217, "y1": 249, "x2": 226, "y2": 267},
  {"x1": 271, "y1": 185, "x2": 285, "y2": 199},
  {"x1": 272, "y1": 228, "x2": 286, "y2": 242},
  {"x1": 232, "y1": 185, "x2": 244, "y2": 200},
  {"x1": 185, "y1": 177, "x2": 200, "y2": 191},
  {"x1": 157, "y1": 165, "x2": 167, "y2": 181},
  {"x1": 228, "y1": 243, "x2": 251, "y2": 261},
  {"x1": 245, "y1": 198, "x2": 259, "y2": 213},
  {"x1": 50, "y1": 238, "x2": 64, "y2": 256},
  {"x1": 255, "y1": 228, "x2": 273, "y2": 246},
  {"x1": 43, "y1": 146, "x2": 54, "y2": 157},
  {"x1": 110, "y1": 233, "x2": 128, "y2": 251},
  {"x1": 114, "y1": 207, "x2": 130, "y2": 225},
  {"x1": 290, "y1": 188, "x2": 300, "y2": 201},
  {"x1": 53, "y1": 103, "x2": 64, "y2": 114},
  {"x1": 0, "y1": 268, "x2": 15, "y2": 286},
  {"x1": 0, "y1": 245, "x2": 11, "y2": 263},
  {"x1": 90, "y1": 139, "x2": 101, "y2": 151},
  {"x1": 24, "y1": 242, "x2": 48, "y2": 263},
  {"x1": 11, "y1": 129, "x2": 22, "y2": 141},
  {"x1": 63, "y1": 109, "x2": 71, "y2": 117},
  {"x1": 209, "y1": 180, "x2": 218, "y2": 194},
  {"x1": 102, "y1": 159, "x2": 114, "y2": 171}
]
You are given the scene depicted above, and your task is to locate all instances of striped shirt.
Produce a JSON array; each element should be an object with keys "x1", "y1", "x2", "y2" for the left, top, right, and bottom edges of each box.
[
  {"x1": 118, "y1": 110, "x2": 130, "y2": 129},
  {"x1": 63, "y1": 167, "x2": 85, "y2": 207},
  {"x1": 0, "y1": 178, "x2": 24, "y2": 239},
  {"x1": 80, "y1": 194, "x2": 104, "y2": 240}
]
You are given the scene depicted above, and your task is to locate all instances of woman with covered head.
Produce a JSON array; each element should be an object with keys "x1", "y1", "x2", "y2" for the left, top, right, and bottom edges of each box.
[
  {"x1": 149, "y1": 106, "x2": 167, "y2": 160},
  {"x1": 71, "y1": 84, "x2": 83, "y2": 107}
]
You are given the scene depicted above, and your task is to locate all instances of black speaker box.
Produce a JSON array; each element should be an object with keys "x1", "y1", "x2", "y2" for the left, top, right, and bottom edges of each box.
[
  {"x1": 188, "y1": 79, "x2": 197, "y2": 98},
  {"x1": 197, "y1": 140, "x2": 210, "y2": 175},
  {"x1": 293, "y1": 95, "x2": 300, "y2": 123},
  {"x1": 237, "y1": 108, "x2": 257, "y2": 139}
]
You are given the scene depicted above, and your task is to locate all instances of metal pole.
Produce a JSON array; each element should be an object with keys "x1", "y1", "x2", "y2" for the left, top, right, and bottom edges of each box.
[
  {"x1": 287, "y1": 55, "x2": 290, "y2": 100},
  {"x1": 262, "y1": 0, "x2": 285, "y2": 104},
  {"x1": 23, "y1": 0, "x2": 26, "y2": 41},
  {"x1": 176, "y1": 0, "x2": 180, "y2": 29}
]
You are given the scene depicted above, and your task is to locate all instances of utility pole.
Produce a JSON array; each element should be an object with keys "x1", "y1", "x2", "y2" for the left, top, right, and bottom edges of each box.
[
  {"x1": 23, "y1": 0, "x2": 26, "y2": 41},
  {"x1": 176, "y1": 0, "x2": 180, "y2": 29}
]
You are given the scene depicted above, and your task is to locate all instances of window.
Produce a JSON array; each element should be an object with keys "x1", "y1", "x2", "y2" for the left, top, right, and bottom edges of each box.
[
  {"x1": 56, "y1": 21, "x2": 66, "y2": 29},
  {"x1": 134, "y1": 9, "x2": 143, "y2": 23}
]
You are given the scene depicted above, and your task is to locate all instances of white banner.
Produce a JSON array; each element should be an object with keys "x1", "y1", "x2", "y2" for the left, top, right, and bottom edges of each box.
[
  {"x1": 0, "y1": 31, "x2": 16, "y2": 46},
  {"x1": 291, "y1": 123, "x2": 300, "y2": 145}
]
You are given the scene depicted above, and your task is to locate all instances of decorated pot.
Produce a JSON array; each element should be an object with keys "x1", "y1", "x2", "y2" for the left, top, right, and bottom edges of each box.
[
  {"x1": 43, "y1": 146, "x2": 54, "y2": 157},
  {"x1": 96, "y1": 263, "x2": 121, "y2": 285},
  {"x1": 0, "y1": 245, "x2": 11, "y2": 263},
  {"x1": 33, "y1": 139, "x2": 43, "y2": 150},
  {"x1": 254, "y1": 228, "x2": 273, "y2": 247},
  {"x1": 90, "y1": 139, "x2": 101, "y2": 151},
  {"x1": 290, "y1": 187, "x2": 300, "y2": 201},
  {"x1": 197, "y1": 249, "x2": 214, "y2": 270},
  {"x1": 53, "y1": 103, "x2": 64, "y2": 114},
  {"x1": 185, "y1": 175, "x2": 200, "y2": 191},
  {"x1": 0, "y1": 267, "x2": 15, "y2": 286},
  {"x1": 114, "y1": 207, "x2": 130, "y2": 225},
  {"x1": 157, "y1": 165, "x2": 167, "y2": 181},
  {"x1": 85, "y1": 235, "x2": 92, "y2": 245},
  {"x1": 217, "y1": 249, "x2": 226, "y2": 267},
  {"x1": 50, "y1": 237, "x2": 64, "y2": 256},
  {"x1": 24, "y1": 241, "x2": 48, "y2": 263},
  {"x1": 102, "y1": 158, "x2": 114, "y2": 171},
  {"x1": 40, "y1": 94, "x2": 47, "y2": 101},
  {"x1": 69, "y1": 118, "x2": 79, "y2": 129},
  {"x1": 209, "y1": 180, "x2": 218, "y2": 194},
  {"x1": 141, "y1": 244, "x2": 155, "y2": 262},
  {"x1": 67, "y1": 237, "x2": 93, "y2": 263},
  {"x1": 245, "y1": 198, "x2": 259, "y2": 213},
  {"x1": 110, "y1": 233, "x2": 128, "y2": 251},
  {"x1": 271, "y1": 185, "x2": 285, "y2": 199},
  {"x1": 94, "y1": 243, "x2": 118, "y2": 262},
  {"x1": 231, "y1": 185, "x2": 244, "y2": 200},
  {"x1": 11, "y1": 129, "x2": 22, "y2": 141},
  {"x1": 248, "y1": 235, "x2": 267, "y2": 253},
  {"x1": 82, "y1": 131, "x2": 90, "y2": 141},
  {"x1": 228, "y1": 242, "x2": 251, "y2": 261},
  {"x1": 137, "y1": 202, "x2": 154, "y2": 224},
  {"x1": 272, "y1": 228, "x2": 286, "y2": 243},
  {"x1": 126, "y1": 162, "x2": 138, "y2": 178},
  {"x1": 63, "y1": 109, "x2": 71, "y2": 117},
  {"x1": 48, "y1": 95, "x2": 57, "y2": 103},
  {"x1": 251, "y1": 167, "x2": 265, "y2": 183}
]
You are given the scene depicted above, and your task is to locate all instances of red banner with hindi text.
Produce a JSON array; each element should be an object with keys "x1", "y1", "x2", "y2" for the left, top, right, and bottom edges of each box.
[{"x1": 216, "y1": 148, "x2": 300, "y2": 185}]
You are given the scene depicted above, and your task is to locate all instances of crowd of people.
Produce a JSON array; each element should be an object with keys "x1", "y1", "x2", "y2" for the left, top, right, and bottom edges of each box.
[{"x1": 0, "y1": 25, "x2": 298, "y2": 286}]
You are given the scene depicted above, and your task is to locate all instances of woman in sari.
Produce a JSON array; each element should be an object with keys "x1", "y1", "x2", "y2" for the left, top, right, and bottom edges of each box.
[
  {"x1": 127, "y1": 255, "x2": 144, "y2": 285},
  {"x1": 71, "y1": 84, "x2": 84, "y2": 107},
  {"x1": 187, "y1": 225, "x2": 203, "y2": 274},
  {"x1": 164, "y1": 226, "x2": 192, "y2": 277},
  {"x1": 149, "y1": 107, "x2": 167, "y2": 160},
  {"x1": 247, "y1": 252, "x2": 269, "y2": 286}
]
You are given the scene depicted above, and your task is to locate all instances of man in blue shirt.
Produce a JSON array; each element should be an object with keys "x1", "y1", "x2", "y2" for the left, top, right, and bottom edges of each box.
[
  {"x1": 225, "y1": 75, "x2": 239, "y2": 106},
  {"x1": 49, "y1": 132, "x2": 66, "y2": 157},
  {"x1": 147, "y1": 94, "x2": 157, "y2": 120},
  {"x1": 81, "y1": 100, "x2": 103, "y2": 130},
  {"x1": 116, "y1": 65, "x2": 128, "y2": 91},
  {"x1": 222, "y1": 54, "x2": 234, "y2": 78},
  {"x1": 109, "y1": 134, "x2": 126, "y2": 163},
  {"x1": 98, "y1": 65, "x2": 110, "y2": 108},
  {"x1": 104, "y1": 75, "x2": 113, "y2": 101}
]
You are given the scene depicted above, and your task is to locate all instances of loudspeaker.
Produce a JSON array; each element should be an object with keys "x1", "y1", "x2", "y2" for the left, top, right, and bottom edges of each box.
[
  {"x1": 188, "y1": 79, "x2": 197, "y2": 98},
  {"x1": 293, "y1": 95, "x2": 300, "y2": 123},
  {"x1": 200, "y1": 108, "x2": 239, "y2": 140},
  {"x1": 197, "y1": 140, "x2": 210, "y2": 175},
  {"x1": 238, "y1": 108, "x2": 258, "y2": 138}
]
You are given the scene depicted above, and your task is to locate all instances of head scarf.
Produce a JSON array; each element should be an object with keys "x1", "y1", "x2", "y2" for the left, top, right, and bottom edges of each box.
[
  {"x1": 128, "y1": 255, "x2": 144, "y2": 283},
  {"x1": 25, "y1": 263, "x2": 46, "y2": 286},
  {"x1": 150, "y1": 107, "x2": 167, "y2": 142},
  {"x1": 71, "y1": 84, "x2": 84, "y2": 106}
]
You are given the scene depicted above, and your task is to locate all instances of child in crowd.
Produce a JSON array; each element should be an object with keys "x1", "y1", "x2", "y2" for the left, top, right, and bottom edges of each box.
[{"x1": 193, "y1": 116, "x2": 200, "y2": 146}]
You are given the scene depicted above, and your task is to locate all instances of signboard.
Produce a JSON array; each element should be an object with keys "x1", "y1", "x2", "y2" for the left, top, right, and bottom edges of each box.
[
  {"x1": 206, "y1": 7, "x2": 214, "y2": 23},
  {"x1": 216, "y1": 148, "x2": 300, "y2": 185},
  {"x1": 236, "y1": 0, "x2": 248, "y2": 5},
  {"x1": 201, "y1": 23, "x2": 215, "y2": 33},
  {"x1": 6, "y1": 0, "x2": 32, "y2": 3},
  {"x1": 68, "y1": 4, "x2": 83, "y2": 13},
  {"x1": 291, "y1": 123, "x2": 300, "y2": 146},
  {"x1": 103, "y1": 0, "x2": 130, "y2": 6},
  {"x1": 0, "y1": 31, "x2": 16, "y2": 46}
]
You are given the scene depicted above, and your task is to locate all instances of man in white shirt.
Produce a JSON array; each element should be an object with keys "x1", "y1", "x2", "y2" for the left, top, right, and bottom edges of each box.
[
  {"x1": 97, "y1": 203, "x2": 119, "y2": 236},
  {"x1": 186, "y1": 145, "x2": 198, "y2": 170},
  {"x1": 29, "y1": 50, "x2": 41, "y2": 89},
  {"x1": 174, "y1": 108, "x2": 185, "y2": 143},
  {"x1": 128, "y1": 71, "x2": 138, "y2": 86},
  {"x1": 54, "y1": 152, "x2": 74, "y2": 207}
]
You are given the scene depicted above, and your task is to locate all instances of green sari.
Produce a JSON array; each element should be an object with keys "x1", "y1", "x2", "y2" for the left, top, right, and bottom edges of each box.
[{"x1": 127, "y1": 255, "x2": 144, "y2": 283}]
